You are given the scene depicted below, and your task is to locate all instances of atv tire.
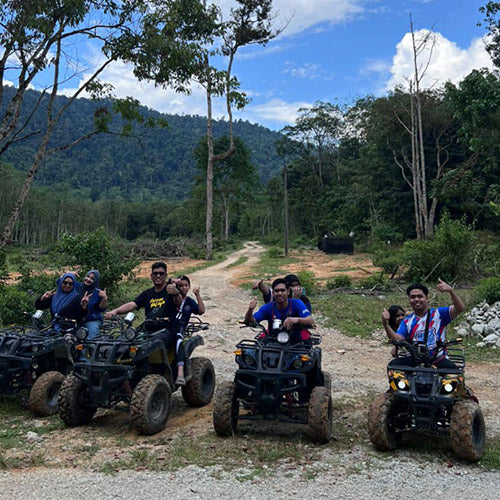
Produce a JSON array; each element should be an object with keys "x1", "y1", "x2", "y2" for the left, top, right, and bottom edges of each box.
[
  {"x1": 58, "y1": 373, "x2": 97, "y2": 426},
  {"x1": 450, "y1": 400, "x2": 485, "y2": 462},
  {"x1": 367, "y1": 393, "x2": 401, "y2": 451},
  {"x1": 130, "y1": 374, "x2": 171, "y2": 435},
  {"x1": 321, "y1": 370, "x2": 332, "y2": 394},
  {"x1": 29, "y1": 371, "x2": 65, "y2": 416},
  {"x1": 182, "y1": 357, "x2": 215, "y2": 407},
  {"x1": 213, "y1": 381, "x2": 238, "y2": 437},
  {"x1": 309, "y1": 386, "x2": 333, "y2": 444}
]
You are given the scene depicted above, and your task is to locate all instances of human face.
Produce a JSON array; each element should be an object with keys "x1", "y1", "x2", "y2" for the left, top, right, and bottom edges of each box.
[
  {"x1": 178, "y1": 279, "x2": 190, "y2": 297},
  {"x1": 84, "y1": 273, "x2": 95, "y2": 287},
  {"x1": 408, "y1": 289, "x2": 429, "y2": 316},
  {"x1": 151, "y1": 267, "x2": 167, "y2": 288},
  {"x1": 272, "y1": 284, "x2": 288, "y2": 306},
  {"x1": 394, "y1": 310, "x2": 405, "y2": 326},
  {"x1": 289, "y1": 281, "x2": 302, "y2": 299},
  {"x1": 61, "y1": 278, "x2": 74, "y2": 293}
]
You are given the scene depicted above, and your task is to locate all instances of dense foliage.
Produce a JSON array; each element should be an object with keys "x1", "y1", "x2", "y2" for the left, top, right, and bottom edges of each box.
[{"x1": 0, "y1": 87, "x2": 282, "y2": 202}]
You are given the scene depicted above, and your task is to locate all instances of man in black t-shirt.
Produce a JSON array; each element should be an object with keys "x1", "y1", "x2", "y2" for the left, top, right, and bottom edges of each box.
[{"x1": 105, "y1": 261, "x2": 186, "y2": 384}]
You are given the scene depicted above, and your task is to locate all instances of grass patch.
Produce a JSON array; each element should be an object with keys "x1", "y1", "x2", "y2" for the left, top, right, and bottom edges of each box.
[
  {"x1": 480, "y1": 435, "x2": 500, "y2": 470},
  {"x1": 315, "y1": 291, "x2": 402, "y2": 338},
  {"x1": 225, "y1": 256, "x2": 249, "y2": 269}
]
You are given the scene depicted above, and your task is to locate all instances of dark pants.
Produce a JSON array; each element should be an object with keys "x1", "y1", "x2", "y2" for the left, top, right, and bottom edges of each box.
[{"x1": 388, "y1": 356, "x2": 457, "y2": 370}]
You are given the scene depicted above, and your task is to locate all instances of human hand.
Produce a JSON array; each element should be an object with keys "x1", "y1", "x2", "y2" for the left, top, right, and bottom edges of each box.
[
  {"x1": 436, "y1": 278, "x2": 453, "y2": 294},
  {"x1": 381, "y1": 309, "x2": 390, "y2": 325},
  {"x1": 283, "y1": 317, "x2": 296, "y2": 329},
  {"x1": 104, "y1": 310, "x2": 115, "y2": 319},
  {"x1": 248, "y1": 297, "x2": 257, "y2": 310},
  {"x1": 41, "y1": 290, "x2": 56, "y2": 301},
  {"x1": 98, "y1": 288, "x2": 107, "y2": 299},
  {"x1": 166, "y1": 283, "x2": 179, "y2": 295},
  {"x1": 193, "y1": 286, "x2": 200, "y2": 296},
  {"x1": 290, "y1": 285, "x2": 302, "y2": 299},
  {"x1": 81, "y1": 291, "x2": 90, "y2": 308},
  {"x1": 252, "y1": 279, "x2": 263, "y2": 290}
]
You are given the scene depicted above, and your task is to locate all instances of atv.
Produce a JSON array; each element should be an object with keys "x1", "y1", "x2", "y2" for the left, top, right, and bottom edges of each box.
[
  {"x1": 58, "y1": 315, "x2": 215, "y2": 435},
  {"x1": 0, "y1": 311, "x2": 77, "y2": 416},
  {"x1": 368, "y1": 338, "x2": 486, "y2": 462},
  {"x1": 213, "y1": 322, "x2": 332, "y2": 443}
]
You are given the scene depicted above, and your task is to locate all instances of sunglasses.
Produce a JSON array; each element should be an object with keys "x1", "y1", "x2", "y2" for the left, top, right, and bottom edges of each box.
[
  {"x1": 62, "y1": 281, "x2": 73, "y2": 286},
  {"x1": 152, "y1": 271, "x2": 166, "y2": 276}
]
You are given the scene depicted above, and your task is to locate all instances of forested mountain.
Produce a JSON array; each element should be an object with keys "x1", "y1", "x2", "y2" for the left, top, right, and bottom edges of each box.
[{"x1": 0, "y1": 86, "x2": 283, "y2": 201}]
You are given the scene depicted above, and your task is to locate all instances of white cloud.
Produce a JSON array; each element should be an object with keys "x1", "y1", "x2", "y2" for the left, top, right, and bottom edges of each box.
[
  {"x1": 59, "y1": 59, "x2": 232, "y2": 119},
  {"x1": 282, "y1": 62, "x2": 334, "y2": 80},
  {"x1": 241, "y1": 98, "x2": 312, "y2": 128},
  {"x1": 215, "y1": 0, "x2": 366, "y2": 38},
  {"x1": 387, "y1": 30, "x2": 494, "y2": 91}
]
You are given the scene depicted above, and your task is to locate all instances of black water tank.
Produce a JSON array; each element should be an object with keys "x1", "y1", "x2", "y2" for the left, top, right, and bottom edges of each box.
[{"x1": 319, "y1": 237, "x2": 353, "y2": 254}]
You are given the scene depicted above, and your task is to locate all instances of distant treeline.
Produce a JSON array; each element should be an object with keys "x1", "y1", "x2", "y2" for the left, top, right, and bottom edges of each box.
[{"x1": 2, "y1": 70, "x2": 500, "y2": 248}]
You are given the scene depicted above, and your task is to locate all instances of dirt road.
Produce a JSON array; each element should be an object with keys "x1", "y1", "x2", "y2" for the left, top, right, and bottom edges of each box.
[{"x1": 1, "y1": 242, "x2": 499, "y2": 498}]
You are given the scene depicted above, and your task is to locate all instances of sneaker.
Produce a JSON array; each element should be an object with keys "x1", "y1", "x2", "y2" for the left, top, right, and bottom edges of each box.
[{"x1": 176, "y1": 374, "x2": 186, "y2": 386}]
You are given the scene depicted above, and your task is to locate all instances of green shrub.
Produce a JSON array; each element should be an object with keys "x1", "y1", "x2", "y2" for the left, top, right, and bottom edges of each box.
[
  {"x1": 295, "y1": 270, "x2": 317, "y2": 296},
  {"x1": 0, "y1": 285, "x2": 32, "y2": 326},
  {"x1": 326, "y1": 275, "x2": 353, "y2": 289},
  {"x1": 372, "y1": 248, "x2": 404, "y2": 278},
  {"x1": 58, "y1": 228, "x2": 139, "y2": 291},
  {"x1": 359, "y1": 273, "x2": 389, "y2": 290},
  {"x1": 266, "y1": 247, "x2": 283, "y2": 258},
  {"x1": 402, "y1": 213, "x2": 472, "y2": 282},
  {"x1": 474, "y1": 277, "x2": 500, "y2": 304}
]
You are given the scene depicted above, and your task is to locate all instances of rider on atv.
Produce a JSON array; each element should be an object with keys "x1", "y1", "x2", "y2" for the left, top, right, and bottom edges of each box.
[
  {"x1": 105, "y1": 261, "x2": 185, "y2": 384},
  {"x1": 387, "y1": 280, "x2": 465, "y2": 370},
  {"x1": 244, "y1": 277, "x2": 314, "y2": 343}
]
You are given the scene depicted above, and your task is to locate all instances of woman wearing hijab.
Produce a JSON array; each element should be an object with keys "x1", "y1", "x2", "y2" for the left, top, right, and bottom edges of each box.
[
  {"x1": 35, "y1": 272, "x2": 88, "y2": 327},
  {"x1": 82, "y1": 269, "x2": 108, "y2": 339}
]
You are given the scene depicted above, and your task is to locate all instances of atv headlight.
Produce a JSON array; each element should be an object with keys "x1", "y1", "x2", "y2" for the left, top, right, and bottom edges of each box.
[
  {"x1": 75, "y1": 327, "x2": 88, "y2": 341},
  {"x1": 390, "y1": 371, "x2": 409, "y2": 392},
  {"x1": 441, "y1": 377, "x2": 458, "y2": 395},
  {"x1": 292, "y1": 358, "x2": 302, "y2": 369},
  {"x1": 125, "y1": 327, "x2": 137, "y2": 341},
  {"x1": 243, "y1": 354, "x2": 256, "y2": 367},
  {"x1": 277, "y1": 331, "x2": 289, "y2": 344}
]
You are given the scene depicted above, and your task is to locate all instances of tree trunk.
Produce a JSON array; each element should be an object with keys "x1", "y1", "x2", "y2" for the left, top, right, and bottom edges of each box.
[
  {"x1": 205, "y1": 78, "x2": 214, "y2": 260},
  {"x1": 283, "y1": 163, "x2": 289, "y2": 257}
]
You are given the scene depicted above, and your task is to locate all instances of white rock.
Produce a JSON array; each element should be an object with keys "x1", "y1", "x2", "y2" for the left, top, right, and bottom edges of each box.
[
  {"x1": 487, "y1": 318, "x2": 500, "y2": 330},
  {"x1": 471, "y1": 324, "x2": 485, "y2": 336},
  {"x1": 483, "y1": 333, "x2": 499, "y2": 345},
  {"x1": 25, "y1": 431, "x2": 43, "y2": 443},
  {"x1": 456, "y1": 327, "x2": 469, "y2": 338},
  {"x1": 476, "y1": 342, "x2": 486, "y2": 348}
]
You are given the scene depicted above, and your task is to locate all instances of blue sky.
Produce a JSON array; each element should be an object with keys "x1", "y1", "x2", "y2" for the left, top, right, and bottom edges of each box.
[{"x1": 20, "y1": 0, "x2": 496, "y2": 131}]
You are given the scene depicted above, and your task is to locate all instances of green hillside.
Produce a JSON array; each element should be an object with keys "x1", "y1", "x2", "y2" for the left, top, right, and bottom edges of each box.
[{"x1": 1, "y1": 87, "x2": 283, "y2": 201}]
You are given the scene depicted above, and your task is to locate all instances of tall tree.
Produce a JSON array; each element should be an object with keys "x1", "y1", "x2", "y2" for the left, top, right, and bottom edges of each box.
[
  {"x1": 282, "y1": 101, "x2": 343, "y2": 187},
  {"x1": 0, "y1": 0, "x2": 139, "y2": 246},
  {"x1": 114, "y1": 0, "x2": 276, "y2": 258}
]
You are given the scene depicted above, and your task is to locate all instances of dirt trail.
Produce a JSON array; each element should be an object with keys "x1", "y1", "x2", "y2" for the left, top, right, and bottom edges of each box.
[
  {"x1": 177, "y1": 242, "x2": 500, "y2": 439},
  {"x1": 3, "y1": 242, "x2": 499, "y2": 473}
]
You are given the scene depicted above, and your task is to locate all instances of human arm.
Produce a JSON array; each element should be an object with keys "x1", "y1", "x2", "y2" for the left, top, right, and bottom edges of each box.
[
  {"x1": 193, "y1": 287, "x2": 205, "y2": 315},
  {"x1": 244, "y1": 297, "x2": 258, "y2": 324},
  {"x1": 253, "y1": 279, "x2": 271, "y2": 303},
  {"x1": 283, "y1": 314, "x2": 314, "y2": 330},
  {"x1": 35, "y1": 290, "x2": 55, "y2": 310},
  {"x1": 436, "y1": 279, "x2": 464, "y2": 318},
  {"x1": 98, "y1": 288, "x2": 108, "y2": 310},
  {"x1": 166, "y1": 282, "x2": 182, "y2": 306},
  {"x1": 105, "y1": 301, "x2": 137, "y2": 318},
  {"x1": 381, "y1": 309, "x2": 405, "y2": 343}
]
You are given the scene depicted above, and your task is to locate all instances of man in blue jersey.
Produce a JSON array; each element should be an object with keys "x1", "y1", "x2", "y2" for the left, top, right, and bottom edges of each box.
[
  {"x1": 387, "y1": 279, "x2": 465, "y2": 369},
  {"x1": 245, "y1": 278, "x2": 313, "y2": 343}
]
